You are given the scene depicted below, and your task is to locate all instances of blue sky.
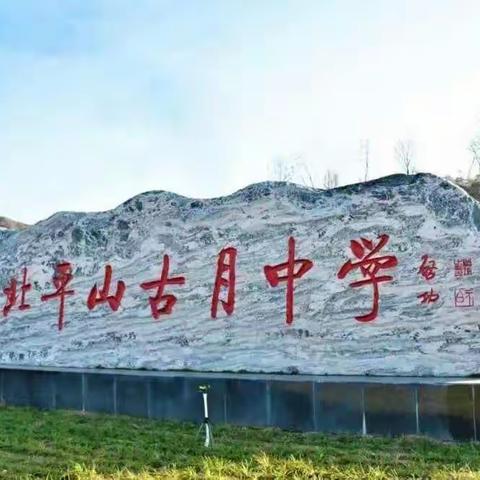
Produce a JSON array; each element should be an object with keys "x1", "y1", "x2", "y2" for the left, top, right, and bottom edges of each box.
[{"x1": 1, "y1": 0, "x2": 480, "y2": 224}]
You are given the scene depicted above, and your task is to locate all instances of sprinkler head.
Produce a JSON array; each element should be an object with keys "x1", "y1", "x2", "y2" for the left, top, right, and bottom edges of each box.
[{"x1": 198, "y1": 384, "x2": 210, "y2": 393}]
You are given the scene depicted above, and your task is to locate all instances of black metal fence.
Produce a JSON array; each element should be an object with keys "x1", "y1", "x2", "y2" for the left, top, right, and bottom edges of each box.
[{"x1": 0, "y1": 366, "x2": 477, "y2": 441}]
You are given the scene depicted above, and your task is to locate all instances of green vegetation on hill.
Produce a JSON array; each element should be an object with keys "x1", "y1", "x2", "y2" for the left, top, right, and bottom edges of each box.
[{"x1": 0, "y1": 407, "x2": 480, "y2": 479}]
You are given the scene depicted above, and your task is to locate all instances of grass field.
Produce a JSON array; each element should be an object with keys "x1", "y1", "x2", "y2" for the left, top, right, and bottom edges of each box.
[{"x1": 0, "y1": 407, "x2": 480, "y2": 479}]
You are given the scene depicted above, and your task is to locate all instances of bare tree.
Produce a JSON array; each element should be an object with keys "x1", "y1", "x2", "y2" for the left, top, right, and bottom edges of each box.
[
  {"x1": 394, "y1": 139, "x2": 415, "y2": 175},
  {"x1": 323, "y1": 170, "x2": 339, "y2": 189},
  {"x1": 297, "y1": 162, "x2": 316, "y2": 188},
  {"x1": 270, "y1": 157, "x2": 295, "y2": 182},
  {"x1": 467, "y1": 135, "x2": 480, "y2": 178},
  {"x1": 360, "y1": 139, "x2": 370, "y2": 182}
]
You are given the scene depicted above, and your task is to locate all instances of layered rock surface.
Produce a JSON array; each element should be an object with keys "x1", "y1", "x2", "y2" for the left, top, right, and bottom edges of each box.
[{"x1": 0, "y1": 173, "x2": 479, "y2": 376}]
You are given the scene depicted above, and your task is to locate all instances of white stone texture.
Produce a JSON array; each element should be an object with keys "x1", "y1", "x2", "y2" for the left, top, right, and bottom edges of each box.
[{"x1": 0, "y1": 173, "x2": 479, "y2": 376}]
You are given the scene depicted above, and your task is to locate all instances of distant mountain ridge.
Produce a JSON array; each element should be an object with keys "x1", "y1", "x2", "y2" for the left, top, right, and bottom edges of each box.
[{"x1": 0, "y1": 216, "x2": 28, "y2": 230}]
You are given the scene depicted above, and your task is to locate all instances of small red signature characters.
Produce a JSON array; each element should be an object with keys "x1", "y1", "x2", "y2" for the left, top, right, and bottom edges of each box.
[
  {"x1": 454, "y1": 258, "x2": 473, "y2": 278},
  {"x1": 41, "y1": 262, "x2": 75, "y2": 330},
  {"x1": 87, "y1": 265, "x2": 126, "y2": 311},
  {"x1": 211, "y1": 247, "x2": 237, "y2": 319},
  {"x1": 454, "y1": 288, "x2": 474, "y2": 308},
  {"x1": 140, "y1": 255, "x2": 185, "y2": 319},
  {"x1": 337, "y1": 234, "x2": 398, "y2": 322},
  {"x1": 2, "y1": 267, "x2": 32, "y2": 317},
  {"x1": 264, "y1": 236, "x2": 313, "y2": 325},
  {"x1": 418, "y1": 255, "x2": 437, "y2": 281},
  {"x1": 417, "y1": 288, "x2": 439, "y2": 304}
]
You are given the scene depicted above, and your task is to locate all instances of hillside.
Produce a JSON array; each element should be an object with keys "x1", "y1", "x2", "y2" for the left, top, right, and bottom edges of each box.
[{"x1": 0, "y1": 216, "x2": 28, "y2": 231}]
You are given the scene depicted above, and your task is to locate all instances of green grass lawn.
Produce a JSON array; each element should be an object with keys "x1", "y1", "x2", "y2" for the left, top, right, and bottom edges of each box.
[{"x1": 0, "y1": 407, "x2": 480, "y2": 479}]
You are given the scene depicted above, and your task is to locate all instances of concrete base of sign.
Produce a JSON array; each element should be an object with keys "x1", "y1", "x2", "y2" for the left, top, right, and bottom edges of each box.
[{"x1": 0, "y1": 365, "x2": 478, "y2": 442}]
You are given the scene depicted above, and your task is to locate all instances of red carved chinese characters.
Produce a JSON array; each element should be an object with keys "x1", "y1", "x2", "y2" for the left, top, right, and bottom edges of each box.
[
  {"x1": 417, "y1": 255, "x2": 440, "y2": 304},
  {"x1": 417, "y1": 288, "x2": 439, "y2": 304},
  {"x1": 41, "y1": 262, "x2": 75, "y2": 330},
  {"x1": 2, "y1": 267, "x2": 32, "y2": 317},
  {"x1": 6, "y1": 231, "x2": 480, "y2": 331},
  {"x1": 454, "y1": 258, "x2": 472, "y2": 278},
  {"x1": 140, "y1": 255, "x2": 185, "y2": 319},
  {"x1": 2, "y1": 279, "x2": 16, "y2": 317},
  {"x1": 337, "y1": 234, "x2": 398, "y2": 322},
  {"x1": 418, "y1": 255, "x2": 437, "y2": 280},
  {"x1": 87, "y1": 265, "x2": 126, "y2": 311},
  {"x1": 211, "y1": 247, "x2": 237, "y2": 318},
  {"x1": 453, "y1": 259, "x2": 473, "y2": 308},
  {"x1": 264, "y1": 237, "x2": 313, "y2": 325},
  {"x1": 454, "y1": 288, "x2": 474, "y2": 308}
]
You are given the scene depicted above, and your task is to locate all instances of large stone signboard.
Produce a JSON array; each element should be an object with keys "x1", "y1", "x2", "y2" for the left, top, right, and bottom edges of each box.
[{"x1": 1, "y1": 173, "x2": 480, "y2": 376}]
